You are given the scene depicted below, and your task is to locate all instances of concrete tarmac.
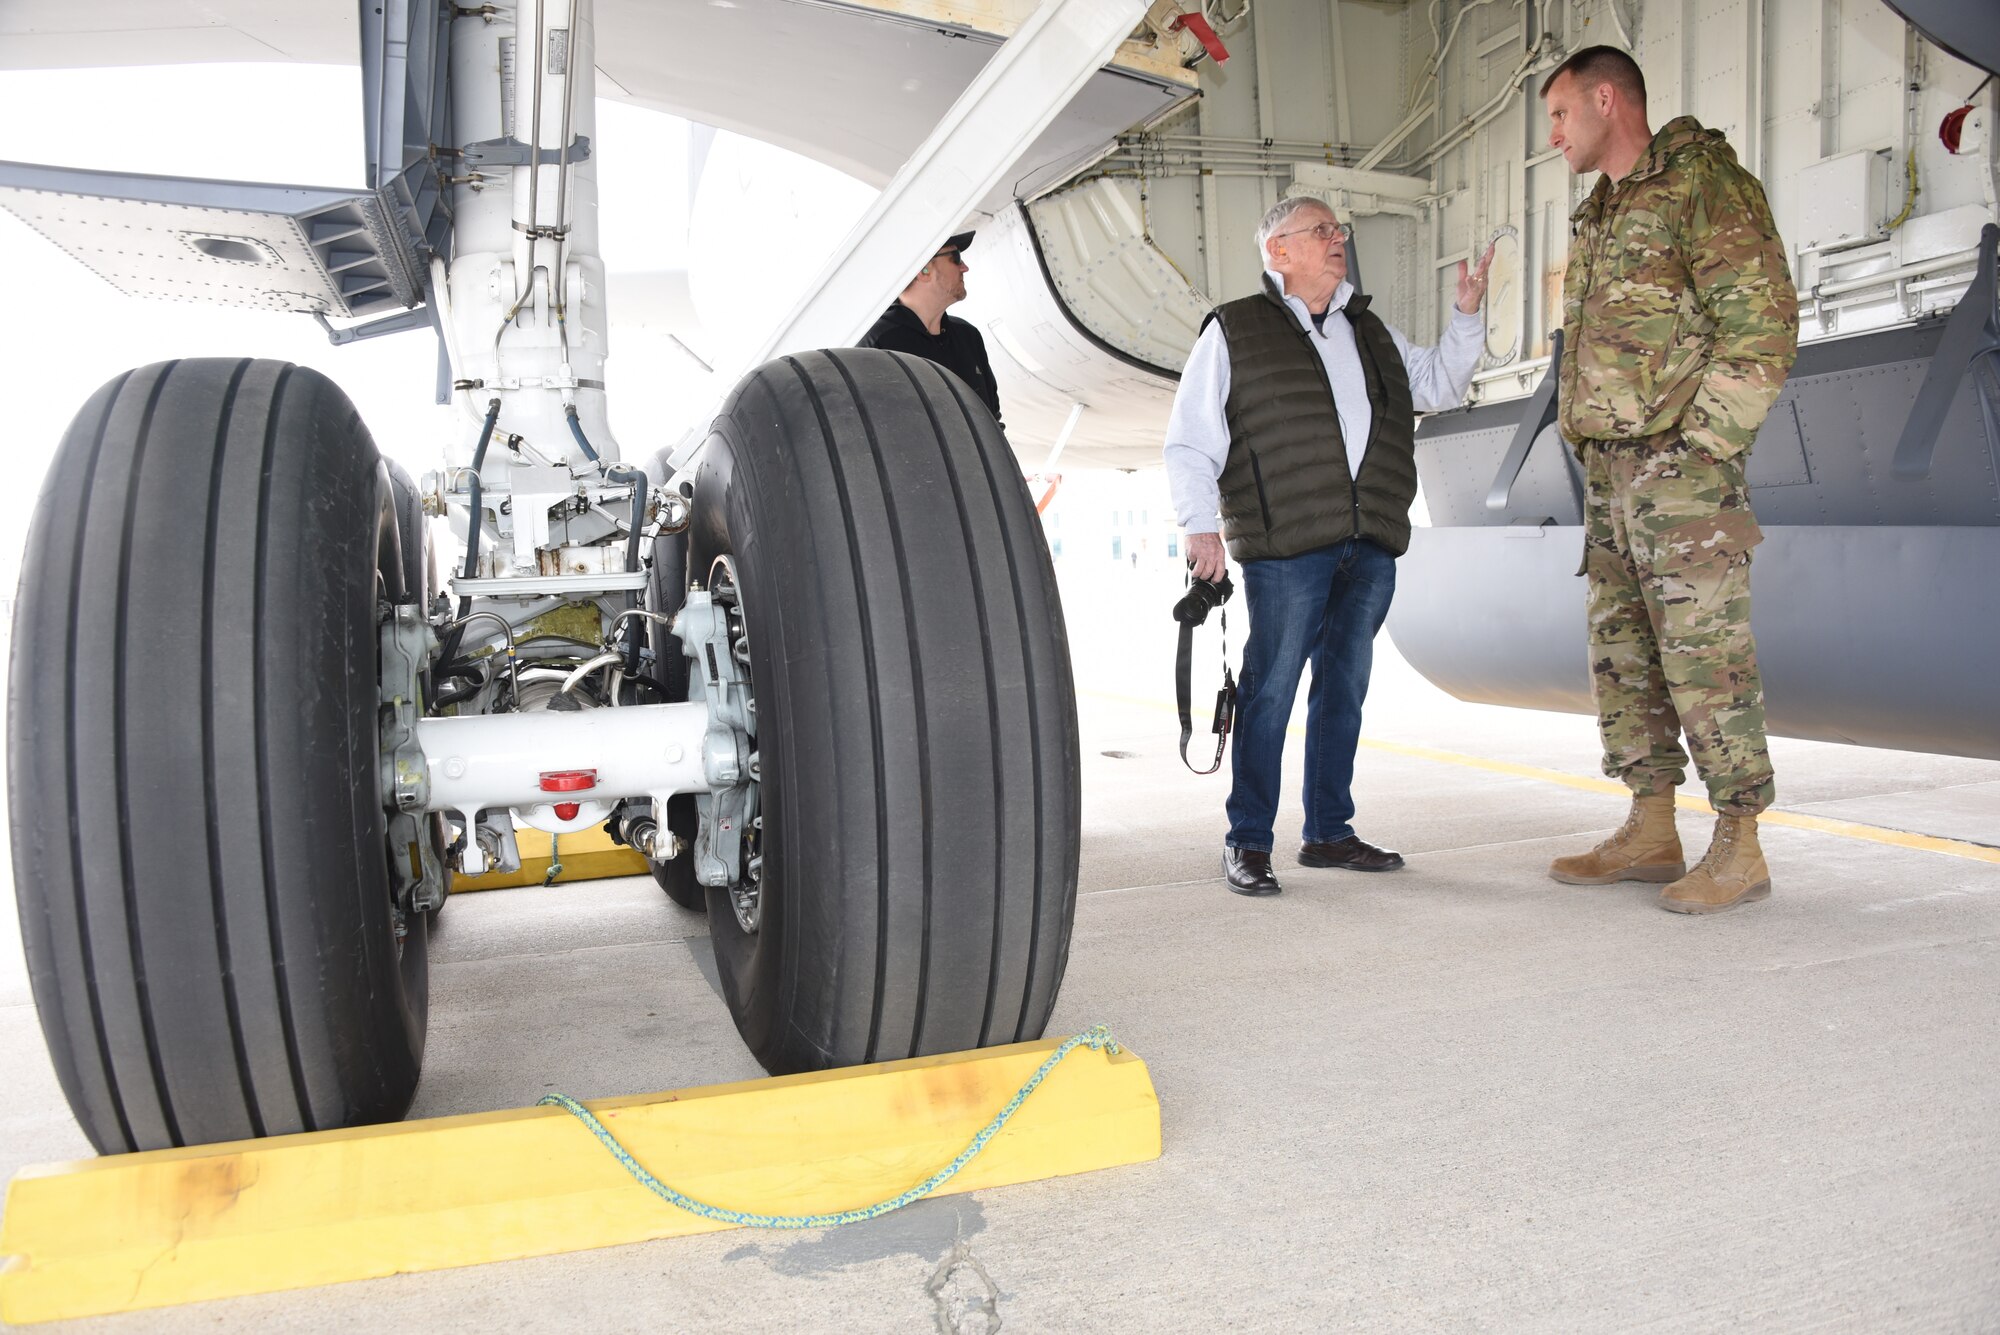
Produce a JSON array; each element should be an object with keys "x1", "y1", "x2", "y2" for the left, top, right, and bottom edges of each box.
[{"x1": 1, "y1": 564, "x2": 1996, "y2": 1332}]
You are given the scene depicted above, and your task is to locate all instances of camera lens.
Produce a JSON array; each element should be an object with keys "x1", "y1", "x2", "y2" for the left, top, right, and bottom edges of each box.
[{"x1": 1172, "y1": 575, "x2": 1232, "y2": 626}]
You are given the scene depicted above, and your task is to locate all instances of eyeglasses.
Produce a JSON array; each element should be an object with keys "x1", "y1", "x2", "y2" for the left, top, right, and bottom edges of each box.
[
  {"x1": 931, "y1": 249, "x2": 968, "y2": 268},
  {"x1": 1272, "y1": 221, "x2": 1351, "y2": 245}
]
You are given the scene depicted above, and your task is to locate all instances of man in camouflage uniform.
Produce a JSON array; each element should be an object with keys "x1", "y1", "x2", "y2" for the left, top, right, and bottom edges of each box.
[{"x1": 1539, "y1": 45, "x2": 1799, "y2": 914}]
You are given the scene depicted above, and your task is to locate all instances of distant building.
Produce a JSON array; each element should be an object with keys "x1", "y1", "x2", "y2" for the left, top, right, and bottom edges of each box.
[{"x1": 1038, "y1": 471, "x2": 1182, "y2": 572}]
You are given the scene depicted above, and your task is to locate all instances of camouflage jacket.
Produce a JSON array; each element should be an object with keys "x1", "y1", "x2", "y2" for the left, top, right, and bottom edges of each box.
[{"x1": 1558, "y1": 116, "x2": 1799, "y2": 460}]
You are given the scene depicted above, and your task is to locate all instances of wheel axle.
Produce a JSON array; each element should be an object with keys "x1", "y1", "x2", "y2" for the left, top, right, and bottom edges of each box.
[{"x1": 414, "y1": 702, "x2": 714, "y2": 873}]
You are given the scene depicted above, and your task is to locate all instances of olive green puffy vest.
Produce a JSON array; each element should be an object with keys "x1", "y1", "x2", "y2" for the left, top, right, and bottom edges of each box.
[{"x1": 1210, "y1": 283, "x2": 1416, "y2": 561}]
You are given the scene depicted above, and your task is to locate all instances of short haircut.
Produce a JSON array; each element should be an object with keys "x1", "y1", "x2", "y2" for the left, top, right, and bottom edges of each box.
[
  {"x1": 1256, "y1": 196, "x2": 1333, "y2": 260},
  {"x1": 1539, "y1": 44, "x2": 1646, "y2": 104}
]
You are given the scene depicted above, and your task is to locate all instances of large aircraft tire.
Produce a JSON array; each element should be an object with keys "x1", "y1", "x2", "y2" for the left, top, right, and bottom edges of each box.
[
  {"x1": 8, "y1": 358, "x2": 429, "y2": 1153},
  {"x1": 690, "y1": 348, "x2": 1080, "y2": 1074},
  {"x1": 643, "y1": 529, "x2": 704, "y2": 912},
  {"x1": 385, "y1": 457, "x2": 428, "y2": 614}
]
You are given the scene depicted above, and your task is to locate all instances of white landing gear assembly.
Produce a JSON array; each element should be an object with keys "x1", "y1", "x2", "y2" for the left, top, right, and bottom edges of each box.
[{"x1": 3, "y1": 0, "x2": 1143, "y2": 1154}]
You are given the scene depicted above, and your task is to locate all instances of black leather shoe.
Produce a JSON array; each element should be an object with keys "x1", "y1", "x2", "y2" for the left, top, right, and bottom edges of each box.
[
  {"x1": 1298, "y1": 835, "x2": 1405, "y2": 872},
  {"x1": 1223, "y1": 847, "x2": 1282, "y2": 896}
]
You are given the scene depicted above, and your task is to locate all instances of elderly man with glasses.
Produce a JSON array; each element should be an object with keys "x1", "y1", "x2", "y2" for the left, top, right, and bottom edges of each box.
[
  {"x1": 1165, "y1": 196, "x2": 1494, "y2": 897},
  {"x1": 858, "y1": 230, "x2": 1005, "y2": 429}
]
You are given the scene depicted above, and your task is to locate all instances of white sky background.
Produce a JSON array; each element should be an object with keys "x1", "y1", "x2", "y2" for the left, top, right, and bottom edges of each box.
[{"x1": 0, "y1": 63, "x2": 878, "y2": 591}]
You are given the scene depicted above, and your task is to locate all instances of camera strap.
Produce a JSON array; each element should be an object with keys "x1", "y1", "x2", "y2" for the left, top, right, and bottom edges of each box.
[{"x1": 1177, "y1": 602, "x2": 1235, "y2": 776}]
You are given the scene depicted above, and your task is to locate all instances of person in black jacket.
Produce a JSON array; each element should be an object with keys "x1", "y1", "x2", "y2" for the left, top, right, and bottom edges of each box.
[{"x1": 858, "y1": 231, "x2": 1005, "y2": 430}]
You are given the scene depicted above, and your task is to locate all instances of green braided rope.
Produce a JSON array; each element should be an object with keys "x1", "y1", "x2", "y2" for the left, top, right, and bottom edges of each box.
[{"x1": 537, "y1": 1024, "x2": 1123, "y2": 1229}]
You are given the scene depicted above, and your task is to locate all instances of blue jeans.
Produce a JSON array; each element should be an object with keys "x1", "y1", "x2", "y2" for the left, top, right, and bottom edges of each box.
[{"x1": 1226, "y1": 538, "x2": 1398, "y2": 853}]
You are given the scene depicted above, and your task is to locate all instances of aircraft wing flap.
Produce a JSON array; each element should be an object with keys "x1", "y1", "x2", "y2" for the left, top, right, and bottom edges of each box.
[{"x1": 0, "y1": 161, "x2": 422, "y2": 318}]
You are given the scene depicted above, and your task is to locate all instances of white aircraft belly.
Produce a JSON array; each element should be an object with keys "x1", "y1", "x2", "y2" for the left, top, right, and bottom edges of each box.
[
  {"x1": 2, "y1": 0, "x2": 1191, "y2": 218},
  {"x1": 961, "y1": 193, "x2": 1204, "y2": 471}
]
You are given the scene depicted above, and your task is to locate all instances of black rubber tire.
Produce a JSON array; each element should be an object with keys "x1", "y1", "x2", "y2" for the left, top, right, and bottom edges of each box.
[
  {"x1": 385, "y1": 458, "x2": 426, "y2": 609},
  {"x1": 643, "y1": 530, "x2": 705, "y2": 912},
  {"x1": 689, "y1": 348, "x2": 1079, "y2": 1073},
  {"x1": 8, "y1": 358, "x2": 429, "y2": 1153}
]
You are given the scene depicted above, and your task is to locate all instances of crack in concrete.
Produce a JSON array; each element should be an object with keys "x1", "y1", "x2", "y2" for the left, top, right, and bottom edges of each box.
[
  {"x1": 1860, "y1": 887, "x2": 2000, "y2": 912},
  {"x1": 1788, "y1": 776, "x2": 2000, "y2": 805},
  {"x1": 1746, "y1": 934, "x2": 2000, "y2": 972},
  {"x1": 926, "y1": 1229, "x2": 1002, "y2": 1335},
  {"x1": 1080, "y1": 876, "x2": 1226, "y2": 897}
]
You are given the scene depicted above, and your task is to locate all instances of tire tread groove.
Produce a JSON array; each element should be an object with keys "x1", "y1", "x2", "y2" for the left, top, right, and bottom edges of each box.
[
  {"x1": 62, "y1": 369, "x2": 141, "y2": 1152},
  {"x1": 113, "y1": 364, "x2": 188, "y2": 1145},
  {"x1": 886, "y1": 357, "x2": 1008, "y2": 1047},
  {"x1": 776, "y1": 356, "x2": 894, "y2": 1064},
  {"x1": 824, "y1": 351, "x2": 935, "y2": 1058},
  {"x1": 939, "y1": 375, "x2": 1051, "y2": 1042},
  {"x1": 254, "y1": 364, "x2": 320, "y2": 1130},
  {"x1": 202, "y1": 359, "x2": 268, "y2": 1138}
]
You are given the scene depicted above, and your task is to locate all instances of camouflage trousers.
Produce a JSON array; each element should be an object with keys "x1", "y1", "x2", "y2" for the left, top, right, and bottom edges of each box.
[{"x1": 1582, "y1": 438, "x2": 1774, "y2": 816}]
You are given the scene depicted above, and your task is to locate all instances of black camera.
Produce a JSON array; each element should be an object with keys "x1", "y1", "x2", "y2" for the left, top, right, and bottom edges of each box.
[{"x1": 1172, "y1": 573, "x2": 1234, "y2": 626}]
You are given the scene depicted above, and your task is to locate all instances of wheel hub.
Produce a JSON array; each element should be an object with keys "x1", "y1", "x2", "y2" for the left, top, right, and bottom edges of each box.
[
  {"x1": 680, "y1": 555, "x2": 762, "y2": 927},
  {"x1": 378, "y1": 590, "x2": 447, "y2": 920}
]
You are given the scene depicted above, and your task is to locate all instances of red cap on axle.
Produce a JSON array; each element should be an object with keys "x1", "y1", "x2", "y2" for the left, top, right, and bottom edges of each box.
[{"x1": 540, "y1": 770, "x2": 596, "y2": 823}]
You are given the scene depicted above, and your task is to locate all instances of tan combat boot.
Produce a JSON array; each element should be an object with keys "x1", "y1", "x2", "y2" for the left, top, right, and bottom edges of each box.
[
  {"x1": 1548, "y1": 793, "x2": 1685, "y2": 885},
  {"x1": 1660, "y1": 815, "x2": 1771, "y2": 914}
]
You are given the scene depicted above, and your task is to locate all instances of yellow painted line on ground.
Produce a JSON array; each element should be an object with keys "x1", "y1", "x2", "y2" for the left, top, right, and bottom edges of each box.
[
  {"x1": 0, "y1": 1037, "x2": 1160, "y2": 1324},
  {"x1": 1080, "y1": 687, "x2": 2000, "y2": 866}
]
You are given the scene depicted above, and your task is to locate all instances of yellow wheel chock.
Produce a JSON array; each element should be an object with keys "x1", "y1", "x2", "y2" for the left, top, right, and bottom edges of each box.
[{"x1": 0, "y1": 1033, "x2": 1160, "y2": 1324}]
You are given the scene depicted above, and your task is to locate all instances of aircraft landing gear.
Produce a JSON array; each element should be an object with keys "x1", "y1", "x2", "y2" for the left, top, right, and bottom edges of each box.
[{"x1": 6, "y1": 347, "x2": 1083, "y2": 1153}]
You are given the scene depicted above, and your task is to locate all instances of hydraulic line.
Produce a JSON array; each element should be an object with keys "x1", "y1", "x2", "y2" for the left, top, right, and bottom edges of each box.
[
  {"x1": 457, "y1": 397, "x2": 504, "y2": 618},
  {"x1": 606, "y1": 465, "x2": 645, "y2": 577},
  {"x1": 551, "y1": 0, "x2": 582, "y2": 363},
  {"x1": 562, "y1": 402, "x2": 602, "y2": 465},
  {"x1": 1885, "y1": 150, "x2": 1920, "y2": 232},
  {"x1": 564, "y1": 404, "x2": 648, "y2": 672},
  {"x1": 524, "y1": 0, "x2": 546, "y2": 311},
  {"x1": 432, "y1": 669, "x2": 487, "y2": 710},
  {"x1": 439, "y1": 397, "x2": 504, "y2": 674},
  {"x1": 445, "y1": 610, "x2": 522, "y2": 703}
]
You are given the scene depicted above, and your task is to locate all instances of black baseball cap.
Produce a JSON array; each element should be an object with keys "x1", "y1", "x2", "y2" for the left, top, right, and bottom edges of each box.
[{"x1": 937, "y1": 230, "x2": 975, "y2": 255}]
